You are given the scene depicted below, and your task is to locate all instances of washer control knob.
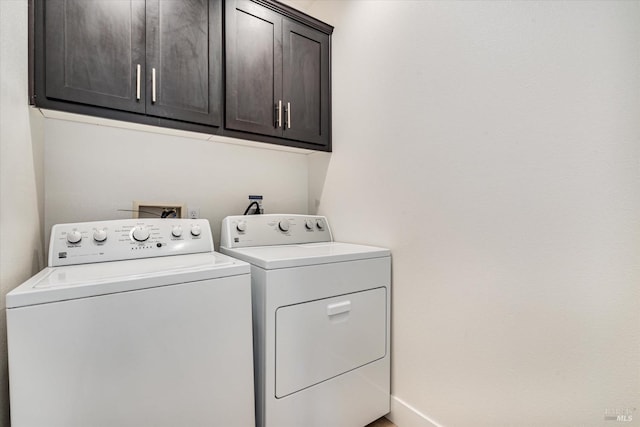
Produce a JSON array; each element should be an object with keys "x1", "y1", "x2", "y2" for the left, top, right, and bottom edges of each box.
[
  {"x1": 191, "y1": 225, "x2": 202, "y2": 237},
  {"x1": 316, "y1": 219, "x2": 325, "y2": 230},
  {"x1": 171, "y1": 226, "x2": 183, "y2": 238},
  {"x1": 93, "y1": 229, "x2": 107, "y2": 242},
  {"x1": 132, "y1": 226, "x2": 150, "y2": 242},
  {"x1": 304, "y1": 219, "x2": 314, "y2": 230},
  {"x1": 67, "y1": 230, "x2": 82, "y2": 244},
  {"x1": 236, "y1": 221, "x2": 247, "y2": 232},
  {"x1": 278, "y1": 219, "x2": 290, "y2": 232}
]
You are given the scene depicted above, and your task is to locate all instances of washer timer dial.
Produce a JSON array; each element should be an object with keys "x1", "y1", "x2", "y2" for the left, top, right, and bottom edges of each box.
[{"x1": 131, "y1": 226, "x2": 150, "y2": 242}]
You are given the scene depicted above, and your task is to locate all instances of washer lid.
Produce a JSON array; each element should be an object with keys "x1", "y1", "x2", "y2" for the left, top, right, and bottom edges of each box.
[
  {"x1": 220, "y1": 242, "x2": 390, "y2": 270},
  {"x1": 6, "y1": 252, "x2": 249, "y2": 308}
]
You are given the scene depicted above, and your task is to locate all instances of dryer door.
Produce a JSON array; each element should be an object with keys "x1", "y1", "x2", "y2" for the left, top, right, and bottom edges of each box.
[{"x1": 275, "y1": 287, "x2": 387, "y2": 398}]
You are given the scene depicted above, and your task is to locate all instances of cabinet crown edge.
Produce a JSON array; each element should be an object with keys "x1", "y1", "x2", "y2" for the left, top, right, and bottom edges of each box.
[{"x1": 252, "y1": 0, "x2": 334, "y2": 34}]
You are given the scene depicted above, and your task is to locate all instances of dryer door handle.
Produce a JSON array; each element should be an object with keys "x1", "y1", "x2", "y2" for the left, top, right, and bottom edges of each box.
[{"x1": 327, "y1": 301, "x2": 351, "y2": 316}]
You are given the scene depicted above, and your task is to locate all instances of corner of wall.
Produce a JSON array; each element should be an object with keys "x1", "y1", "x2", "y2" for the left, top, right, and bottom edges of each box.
[
  {"x1": 29, "y1": 107, "x2": 45, "y2": 271},
  {"x1": 388, "y1": 396, "x2": 443, "y2": 427},
  {"x1": 307, "y1": 151, "x2": 331, "y2": 215}
]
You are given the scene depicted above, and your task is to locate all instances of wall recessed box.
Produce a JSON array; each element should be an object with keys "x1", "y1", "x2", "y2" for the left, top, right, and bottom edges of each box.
[
  {"x1": 132, "y1": 202, "x2": 187, "y2": 219},
  {"x1": 29, "y1": 0, "x2": 333, "y2": 152}
]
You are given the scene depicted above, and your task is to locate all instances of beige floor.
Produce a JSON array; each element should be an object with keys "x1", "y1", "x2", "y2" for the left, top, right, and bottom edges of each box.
[{"x1": 365, "y1": 417, "x2": 396, "y2": 427}]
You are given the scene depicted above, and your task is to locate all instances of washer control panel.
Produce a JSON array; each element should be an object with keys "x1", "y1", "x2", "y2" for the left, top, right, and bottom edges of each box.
[
  {"x1": 49, "y1": 219, "x2": 214, "y2": 267},
  {"x1": 220, "y1": 214, "x2": 332, "y2": 248}
]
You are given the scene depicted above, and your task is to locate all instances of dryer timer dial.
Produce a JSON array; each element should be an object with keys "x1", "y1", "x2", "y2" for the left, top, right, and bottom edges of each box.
[{"x1": 278, "y1": 219, "x2": 290, "y2": 232}]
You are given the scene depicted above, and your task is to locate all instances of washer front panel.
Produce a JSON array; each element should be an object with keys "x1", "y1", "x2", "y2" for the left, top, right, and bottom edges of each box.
[{"x1": 7, "y1": 274, "x2": 255, "y2": 427}]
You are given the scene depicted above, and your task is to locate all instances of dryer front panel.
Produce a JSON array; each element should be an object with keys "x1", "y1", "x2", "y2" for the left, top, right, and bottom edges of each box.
[{"x1": 275, "y1": 287, "x2": 387, "y2": 398}]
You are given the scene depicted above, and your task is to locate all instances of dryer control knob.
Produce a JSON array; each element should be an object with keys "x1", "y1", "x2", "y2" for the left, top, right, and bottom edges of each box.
[
  {"x1": 278, "y1": 219, "x2": 290, "y2": 232},
  {"x1": 236, "y1": 221, "x2": 247, "y2": 232},
  {"x1": 93, "y1": 229, "x2": 107, "y2": 242},
  {"x1": 316, "y1": 219, "x2": 325, "y2": 230},
  {"x1": 171, "y1": 226, "x2": 183, "y2": 238},
  {"x1": 132, "y1": 226, "x2": 150, "y2": 242},
  {"x1": 191, "y1": 225, "x2": 202, "y2": 237},
  {"x1": 67, "y1": 230, "x2": 82, "y2": 244},
  {"x1": 304, "y1": 219, "x2": 314, "y2": 230}
]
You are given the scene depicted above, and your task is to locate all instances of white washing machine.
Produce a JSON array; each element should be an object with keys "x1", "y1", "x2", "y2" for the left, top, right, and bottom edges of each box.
[
  {"x1": 6, "y1": 219, "x2": 255, "y2": 427},
  {"x1": 220, "y1": 214, "x2": 391, "y2": 427}
]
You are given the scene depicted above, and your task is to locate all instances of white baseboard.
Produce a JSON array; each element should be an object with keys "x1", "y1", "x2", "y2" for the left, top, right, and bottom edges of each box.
[{"x1": 386, "y1": 395, "x2": 443, "y2": 427}]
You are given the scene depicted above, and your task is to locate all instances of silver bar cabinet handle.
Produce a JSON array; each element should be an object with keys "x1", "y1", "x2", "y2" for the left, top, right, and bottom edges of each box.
[
  {"x1": 277, "y1": 100, "x2": 282, "y2": 128},
  {"x1": 136, "y1": 64, "x2": 141, "y2": 100},
  {"x1": 152, "y1": 68, "x2": 156, "y2": 103},
  {"x1": 287, "y1": 102, "x2": 291, "y2": 129}
]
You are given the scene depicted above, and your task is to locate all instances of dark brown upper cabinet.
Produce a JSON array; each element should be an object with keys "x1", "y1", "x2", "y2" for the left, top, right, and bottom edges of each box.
[
  {"x1": 31, "y1": 0, "x2": 332, "y2": 151},
  {"x1": 225, "y1": 0, "x2": 332, "y2": 149},
  {"x1": 36, "y1": 0, "x2": 222, "y2": 127}
]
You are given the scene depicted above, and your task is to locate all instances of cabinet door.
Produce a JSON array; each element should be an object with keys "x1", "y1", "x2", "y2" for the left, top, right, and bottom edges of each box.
[
  {"x1": 225, "y1": 0, "x2": 283, "y2": 137},
  {"x1": 282, "y1": 19, "x2": 331, "y2": 147},
  {"x1": 45, "y1": 0, "x2": 146, "y2": 113},
  {"x1": 146, "y1": 0, "x2": 222, "y2": 126}
]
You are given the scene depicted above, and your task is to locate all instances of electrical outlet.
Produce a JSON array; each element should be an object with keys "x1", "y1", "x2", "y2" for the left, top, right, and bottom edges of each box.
[
  {"x1": 248, "y1": 195, "x2": 264, "y2": 214},
  {"x1": 188, "y1": 207, "x2": 200, "y2": 219}
]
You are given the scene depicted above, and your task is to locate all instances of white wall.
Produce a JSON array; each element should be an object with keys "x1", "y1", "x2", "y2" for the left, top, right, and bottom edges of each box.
[
  {"x1": 43, "y1": 119, "x2": 309, "y2": 251},
  {"x1": 308, "y1": 1, "x2": 640, "y2": 426},
  {"x1": 0, "y1": 1, "x2": 45, "y2": 426}
]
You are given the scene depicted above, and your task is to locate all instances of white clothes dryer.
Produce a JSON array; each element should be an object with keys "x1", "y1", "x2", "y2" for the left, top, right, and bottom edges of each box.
[
  {"x1": 220, "y1": 214, "x2": 390, "y2": 427},
  {"x1": 7, "y1": 219, "x2": 255, "y2": 427}
]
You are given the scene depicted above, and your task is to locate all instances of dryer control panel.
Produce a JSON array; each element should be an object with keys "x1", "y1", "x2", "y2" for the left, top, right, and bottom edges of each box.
[
  {"x1": 221, "y1": 214, "x2": 333, "y2": 248},
  {"x1": 49, "y1": 219, "x2": 214, "y2": 266}
]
